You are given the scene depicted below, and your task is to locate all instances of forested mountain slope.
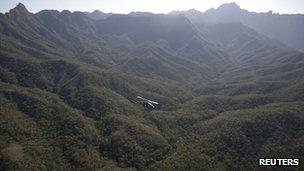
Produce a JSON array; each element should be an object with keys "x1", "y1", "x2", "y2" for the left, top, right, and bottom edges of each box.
[
  {"x1": 0, "y1": 3, "x2": 304, "y2": 170},
  {"x1": 170, "y1": 2, "x2": 304, "y2": 52}
]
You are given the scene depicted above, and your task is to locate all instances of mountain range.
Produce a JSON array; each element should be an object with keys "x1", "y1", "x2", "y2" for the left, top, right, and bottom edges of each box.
[
  {"x1": 0, "y1": 3, "x2": 304, "y2": 170},
  {"x1": 170, "y1": 2, "x2": 304, "y2": 52}
]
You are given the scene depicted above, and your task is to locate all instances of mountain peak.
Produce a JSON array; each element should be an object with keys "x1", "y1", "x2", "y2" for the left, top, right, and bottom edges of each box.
[
  {"x1": 187, "y1": 9, "x2": 202, "y2": 14},
  {"x1": 10, "y1": 3, "x2": 28, "y2": 13},
  {"x1": 85, "y1": 10, "x2": 111, "y2": 20},
  {"x1": 92, "y1": 10, "x2": 104, "y2": 14},
  {"x1": 217, "y1": 2, "x2": 241, "y2": 11},
  {"x1": 7, "y1": 3, "x2": 31, "y2": 19}
]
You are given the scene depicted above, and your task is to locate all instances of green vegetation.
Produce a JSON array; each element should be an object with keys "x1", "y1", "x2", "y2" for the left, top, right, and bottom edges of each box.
[{"x1": 0, "y1": 3, "x2": 303, "y2": 170}]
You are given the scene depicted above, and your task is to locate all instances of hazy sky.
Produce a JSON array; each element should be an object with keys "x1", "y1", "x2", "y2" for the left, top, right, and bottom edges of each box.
[{"x1": 1, "y1": 0, "x2": 304, "y2": 14}]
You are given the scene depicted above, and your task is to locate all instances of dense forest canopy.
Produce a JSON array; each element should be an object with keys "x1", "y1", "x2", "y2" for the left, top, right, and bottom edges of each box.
[{"x1": 0, "y1": 3, "x2": 304, "y2": 170}]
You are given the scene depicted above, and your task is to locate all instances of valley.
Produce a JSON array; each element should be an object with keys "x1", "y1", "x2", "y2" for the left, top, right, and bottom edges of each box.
[{"x1": 0, "y1": 3, "x2": 304, "y2": 170}]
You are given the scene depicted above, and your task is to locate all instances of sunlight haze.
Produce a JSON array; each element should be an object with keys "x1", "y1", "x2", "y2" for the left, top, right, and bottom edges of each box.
[{"x1": 1, "y1": 0, "x2": 304, "y2": 14}]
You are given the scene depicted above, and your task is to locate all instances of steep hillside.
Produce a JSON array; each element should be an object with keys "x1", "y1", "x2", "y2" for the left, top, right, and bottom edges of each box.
[
  {"x1": 1, "y1": 3, "x2": 304, "y2": 170},
  {"x1": 170, "y1": 2, "x2": 304, "y2": 52}
]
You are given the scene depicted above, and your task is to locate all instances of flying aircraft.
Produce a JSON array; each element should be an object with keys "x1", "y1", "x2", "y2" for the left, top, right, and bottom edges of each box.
[{"x1": 136, "y1": 96, "x2": 159, "y2": 108}]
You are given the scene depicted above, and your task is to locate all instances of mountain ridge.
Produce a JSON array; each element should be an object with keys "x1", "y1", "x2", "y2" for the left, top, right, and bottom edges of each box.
[
  {"x1": 1, "y1": 3, "x2": 304, "y2": 170},
  {"x1": 169, "y1": 2, "x2": 304, "y2": 52}
]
